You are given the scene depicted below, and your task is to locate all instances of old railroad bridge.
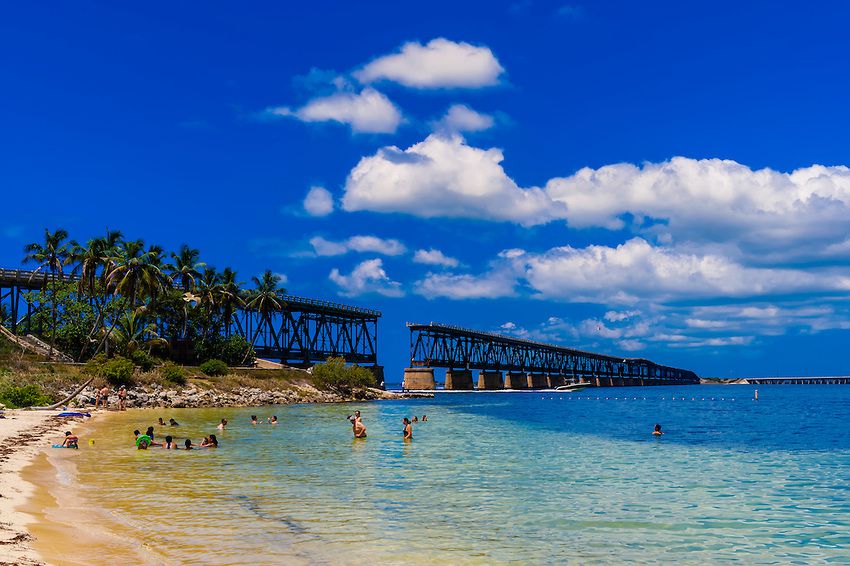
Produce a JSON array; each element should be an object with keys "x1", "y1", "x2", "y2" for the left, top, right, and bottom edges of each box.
[
  {"x1": 1, "y1": 268, "x2": 699, "y2": 389},
  {"x1": 403, "y1": 322, "x2": 699, "y2": 390}
]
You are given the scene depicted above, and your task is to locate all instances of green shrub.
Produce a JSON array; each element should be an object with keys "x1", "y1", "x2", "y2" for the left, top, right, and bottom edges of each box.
[
  {"x1": 311, "y1": 357, "x2": 377, "y2": 394},
  {"x1": 101, "y1": 356, "x2": 135, "y2": 386},
  {"x1": 82, "y1": 353, "x2": 108, "y2": 375},
  {"x1": 82, "y1": 354, "x2": 135, "y2": 386},
  {"x1": 160, "y1": 362, "x2": 187, "y2": 385},
  {"x1": 0, "y1": 383, "x2": 52, "y2": 408},
  {"x1": 199, "y1": 359, "x2": 228, "y2": 377},
  {"x1": 193, "y1": 335, "x2": 255, "y2": 366},
  {"x1": 130, "y1": 349, "x2": 157, "y2": 372}
]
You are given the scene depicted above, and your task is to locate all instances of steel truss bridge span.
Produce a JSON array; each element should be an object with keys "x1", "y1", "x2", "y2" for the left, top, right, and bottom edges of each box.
[
  {"x1": 0, "y1": 268, "x2": 380, "y2": 370},
  {"x1": 406, "y1": 322, "x2": 699, "y2": 389}
]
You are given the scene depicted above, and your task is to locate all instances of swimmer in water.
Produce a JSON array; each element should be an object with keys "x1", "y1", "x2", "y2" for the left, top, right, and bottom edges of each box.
[
  {"x1": 271, "y1": 416, "x2": 278, "y2": 424},
  {"x1": 412, "y1": 416, "x2": 418, "y2": 423},
  {"x1": 653, "y1": 424, "x2": 663, "y2": 436},
  {"x1": 164, "y1": 435, "x2": 177, "y2": 449},
  {"x1": 169, "y1": 418, "x2": 179, "y2": 426},
  {"x1": 422, "y1": 415, "x2": 427, "y2": 422},
  {"x1": 403, "y1": 418, "x2": 413, "y2": 440},
  {"x1": 146, "y1": 426, "x2": 156, "y2": 441},
  {"x1": 184, "y1": 439, "x2": 193, "y2": 450},
  {"x1": 251, "y1": 415, "x2": 258, "y2": 425},
  {"x1": 158, "y1": 417, "x2": 166, "y2": 426},
  {"x1": 217, "y1": 419, "x2": 227, "y2": 430}
]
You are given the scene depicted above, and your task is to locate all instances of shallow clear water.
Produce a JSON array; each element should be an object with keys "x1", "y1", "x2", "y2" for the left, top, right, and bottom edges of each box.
[{"x1": 58, "y1": 385, "x2": 850, "y2": 564}]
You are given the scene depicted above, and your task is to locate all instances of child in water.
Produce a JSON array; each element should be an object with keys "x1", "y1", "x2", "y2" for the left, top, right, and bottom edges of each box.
[
  {"x1": 61, "y1": 431, "x2": 79, "y2": 448},
  {"x1": 184, "y1": 439, "x2": 193, "y2": 450},
  {"x1": 164, "y1": 435, "x2": 177, "y2": 449}
]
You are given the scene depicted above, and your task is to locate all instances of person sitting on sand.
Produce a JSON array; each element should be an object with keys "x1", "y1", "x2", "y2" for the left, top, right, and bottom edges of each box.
[
  {"x1": 169, "y1": 418, "x2": 179, "y2": 426},
  {"x1": 184, "y1": 439, "x2": 193, "y2": 450},
  {"x1": 164, "y1": 435, "x2": 177, "y2": 449},
  {"x1": 403, "y1": 418, "x2": 413, "y2": 440},
  {"x1": 653, "y1": 424, "x2": 664, "y2": 436},
  {"x1": 217, "y1": 418, "x2": 227, "y2": 430},
  {"x1": 251, "y1": 415, "x2": 259, "y2": 425},
  {"x1": 61, "y1": 431, "x2": 79, "y2": 449},
  {"x1": 118, "y1": 385, "x2": 127, "y2": 411}
]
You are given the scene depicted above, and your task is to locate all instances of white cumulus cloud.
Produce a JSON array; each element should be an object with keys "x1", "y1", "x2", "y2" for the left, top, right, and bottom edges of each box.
[
  {"x1": 414, "y1": 270, "x2": 516, "y2": 300},
  {"x1": 432, "y1": 104, "x2": 495, "y2": 134},
  {"x1": 309, "y1": 235, "x2": 407, "y2": 257},
  {"x1": 329, "y1": 259, "x2": 403, "y2": 297},
  {"x1": 343, "y1": 134, "x2": 566, "y2": 226},
  {"x1": 354, "y1": 38, "x2": 505, "y2": 89},
  {"x1": 520, "y1": 238, "x2": 850, "y2": 304},
  {"x1": 303, "y1": 186, "x2": 334, "y2": 216},
  {"x1": 267, "y1": 87, "x2": 402, "y2": 134},
  {"x1": 413, "y1": 248, "x2": 459, "y2": 267}
]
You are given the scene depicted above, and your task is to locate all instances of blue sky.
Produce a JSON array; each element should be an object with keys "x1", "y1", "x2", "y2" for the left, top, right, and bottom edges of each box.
[{"x1": 3, "y1": 1, "x2": 850, "y2": 381}]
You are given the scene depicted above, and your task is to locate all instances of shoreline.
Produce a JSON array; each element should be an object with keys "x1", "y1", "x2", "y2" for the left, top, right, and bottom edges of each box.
[
  {"x1": 0, "y1": 388, "x2": 429, "y2": 565},
  {"x1": 0, "y1": 409, "x2": 93, "y2": 565}
]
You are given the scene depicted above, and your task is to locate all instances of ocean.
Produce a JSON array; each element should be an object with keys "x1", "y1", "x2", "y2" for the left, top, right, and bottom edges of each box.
[{"x1": 30, "y1": 385, "x2": 850, "y2": 564}]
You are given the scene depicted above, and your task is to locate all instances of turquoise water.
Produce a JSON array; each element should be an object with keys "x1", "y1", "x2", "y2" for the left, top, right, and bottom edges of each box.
[{"x1": 66, "y1": 385, "x2": 850, "y2": 564}]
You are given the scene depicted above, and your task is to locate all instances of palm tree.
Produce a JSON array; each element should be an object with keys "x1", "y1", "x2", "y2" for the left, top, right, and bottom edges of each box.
[
  {"x1": 68, "y1": 229, "x2": 123, "y2": 359},
  {"x1": 246, "y1": 270, "x2": 285, "y2": 346},
  {"x1": 217, "y1": 267, "x2": 244, "y2": 337},
  {"x1": 69, "y1": 229, "x2": 123, "y2": 297},
  {"x1": 107, "y1": 239, "x2": 169, "y2": 306},
  {"x1": 22, "y1": 228, "x2": 72, "y2": 354},
  {"x1": 166, "y1": 245, "x2": 205, "y2": 292},
  {"x1": 110, "y1": 306, "x2": 165, "y2": 354}
]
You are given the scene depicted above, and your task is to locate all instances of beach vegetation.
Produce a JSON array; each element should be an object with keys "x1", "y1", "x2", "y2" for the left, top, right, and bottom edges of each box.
[
  {"x1": 311, "y1": 357, "x2": 377, "y2": 393},
  {"x1": 160, "y1": 361, "x2": 187, "y2": 385},
  {"x1": 0, "y1": 382, "x2": 52, "y2": 408},
  {"x1": 11, "y1": 228, "x2": 287, "y2": 367},
  {"x1": 199, "y1": 359, "x2": 229, "y2": 377}
]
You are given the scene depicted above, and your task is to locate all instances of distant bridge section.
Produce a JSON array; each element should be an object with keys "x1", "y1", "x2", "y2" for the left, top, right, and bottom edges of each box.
[
  {"x1": 745, "y1": 376, "x2": 850, "y2": 385},
  {"x1": 404, "y1": 322, "x2": 699, "y2": 390}
]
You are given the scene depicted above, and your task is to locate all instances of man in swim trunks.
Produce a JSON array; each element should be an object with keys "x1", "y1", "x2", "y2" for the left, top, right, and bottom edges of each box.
[{"x1": 117, "y1": 385, "x2": 127, "y2": 411}]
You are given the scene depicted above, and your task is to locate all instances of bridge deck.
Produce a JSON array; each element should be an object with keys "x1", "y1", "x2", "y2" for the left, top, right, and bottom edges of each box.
[{"x1": 407, "y1": 322, "x2": 698, "y2": 386}]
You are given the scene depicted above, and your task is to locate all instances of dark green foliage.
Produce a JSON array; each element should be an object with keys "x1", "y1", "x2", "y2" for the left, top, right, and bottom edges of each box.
[
  {"x1": 0, "y1": 383, "x2": 52, "y2": 408},
  {"x1": 83, "y1": 354, "x2": 134, "y2": 386},
  {"x1": 311, "y1": 357, "x2": 376, "y2": 394},
  {"x1": 130, "y1": 349, "x2": 157, "y2": 372},
  {"x1": 199, "y1": 359, "x2": 228, "y2": 377},
  {"x1": 160, "y1": 362, "x2": 187, "y2": 385},
  {"x1": 193, "y1": 335, "x2": 255, "y2": 366},
  {"x1": 102, "y1": 356, "x2": 135, "y2": 386}
]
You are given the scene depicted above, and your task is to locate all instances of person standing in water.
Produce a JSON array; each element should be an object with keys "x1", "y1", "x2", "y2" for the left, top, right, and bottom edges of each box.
[
  {"x1": 349, "y1": 415, "x2": 367, "y2": 438},
  {"x1": 217, "y1": 419, "x2": 227, "y2": 430},
  {"x1": 164, "y1": 435, "x2": 177, "y2": 449},
  {"x1": 653, "y1": 424, "x2": 664, "y2": 436},
  {"x1": 118, "y1": 385, "x2": 127, "y2": 411},
  {"x1": 403, "y1": 418, "x2": 413, "y2": 441}
]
